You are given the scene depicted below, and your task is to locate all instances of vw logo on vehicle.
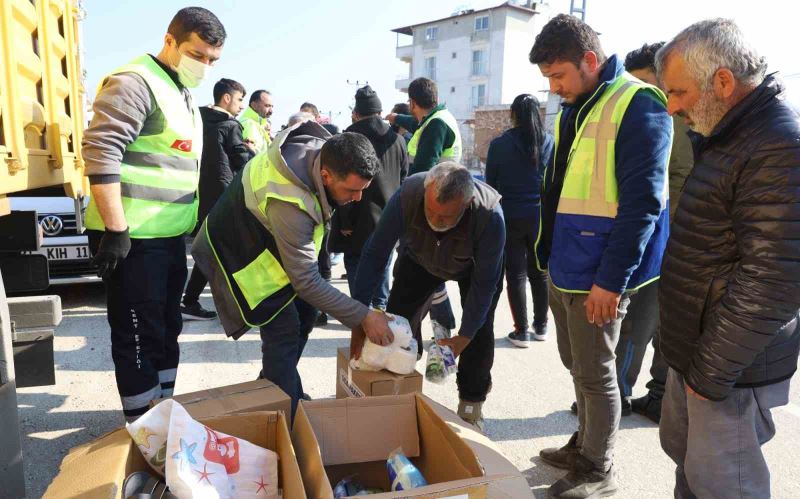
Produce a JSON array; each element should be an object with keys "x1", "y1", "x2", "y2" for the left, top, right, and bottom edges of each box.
[{"x1": 40, "y1": 215, "x2": 64, "y2": 236}]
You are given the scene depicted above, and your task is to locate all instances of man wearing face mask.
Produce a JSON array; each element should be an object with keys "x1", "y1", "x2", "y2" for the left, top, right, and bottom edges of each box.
[
  {"x1": 240, "y1": 89, "x2": 273, "y2": 153},
  {"x1": 192, "y1": 123, "x2": 395, "y2": 415},
  {"x1": 350, "y1": 162, "x2": 505, "y2": 430},
  {"x1": 82, "y1": 7, "x2": 225, "y2": 422}
]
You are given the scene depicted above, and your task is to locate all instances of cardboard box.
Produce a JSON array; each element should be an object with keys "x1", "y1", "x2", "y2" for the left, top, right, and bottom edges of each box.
[
  {"x1": 44, "y1": 411, "x2": 306, "y2": 498},
  {"x1": 151, "y1": 378, "x2": 291, "y2": 420},
  {"x1": 336, "y1": 347, "x2": 423, "y2": 398},
  {"x1": 292, "y1": 393, "x2": 524, "y2": 498}
]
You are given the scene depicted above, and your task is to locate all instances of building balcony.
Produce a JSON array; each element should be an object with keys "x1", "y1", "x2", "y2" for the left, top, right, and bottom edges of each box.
[
  {"x1": 396, "y1": 44, "x2": 413, "y2": 62},
  {"x1": 470, "y1": 30, "x2": 490, "y2": 43},
  {"x1": 395, "y1": 76, "x2": 411, "y2": 92}
]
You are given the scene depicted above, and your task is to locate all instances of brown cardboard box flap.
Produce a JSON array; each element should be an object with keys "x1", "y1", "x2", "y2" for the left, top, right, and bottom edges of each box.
[
  {"x1": 421, "y1": 396, "x2": 534, "y2": 498},
  {"x1": 368, "y1": 473, "x2": 517, "y2": 498},
  {"x1": 302, "y1": 394, "x2": 420, "y2": 466},
  {"x1": 150, "y1": 379, "x2": 291, "y2": 420},
  {"x1": 44, "y1": 411, "x2": 306, "y2": 498}
]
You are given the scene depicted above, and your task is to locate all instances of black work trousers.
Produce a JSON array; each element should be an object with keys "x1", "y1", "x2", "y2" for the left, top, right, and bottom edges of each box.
[
  {"x1": 503, "y1": 215, "x2": 549, "y2": 332},
  {"x1": 386, "y1": 251, "x2": 503, "y2": 402},
  {"x1": 89, "y1": 232, "x2": 187, "y2": 421}
]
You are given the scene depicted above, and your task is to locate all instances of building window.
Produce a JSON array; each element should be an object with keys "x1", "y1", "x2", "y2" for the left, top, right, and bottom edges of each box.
[
  {"x1": 475, "y1": 16, "x2": 489, "y2": 32},
  {"x1": 452, "y1": 52, "x2": 457, "y2": 59},
  {"x1": 425, "y1": 26, "x2": 438, "y2": 41},
  {"x1": 424, "y1": 57, "x2": 436, "y2": 80},
  {"x1": 471, "y1": 84, "x2": 486, "y2": 108},
  {"x1": 472, "y1": 49, "x2": 486, "y2": 76},
  {"x1": 451, "y1": 86, "x2": 456, "y2": 93}
]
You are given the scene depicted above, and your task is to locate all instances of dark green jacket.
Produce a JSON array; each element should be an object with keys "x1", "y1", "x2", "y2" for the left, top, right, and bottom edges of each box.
[{"x1": 395, "y1": 104, "x2": 456, "y2": 175}]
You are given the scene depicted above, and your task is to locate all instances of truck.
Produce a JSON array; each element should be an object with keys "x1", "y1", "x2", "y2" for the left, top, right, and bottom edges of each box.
[{"x1": 0, "y1": 0, "x2": 88, "y2": 496}]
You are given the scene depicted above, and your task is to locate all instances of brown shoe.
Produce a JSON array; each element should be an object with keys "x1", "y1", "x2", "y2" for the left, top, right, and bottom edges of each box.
[{"x1": 540, "y1": 432, "x2": 580, "y2": 470}]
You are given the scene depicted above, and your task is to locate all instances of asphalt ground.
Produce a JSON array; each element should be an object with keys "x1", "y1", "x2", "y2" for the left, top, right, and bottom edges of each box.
[{"x1": 15, "y1": 254, "x2": 800, "y2": 498}]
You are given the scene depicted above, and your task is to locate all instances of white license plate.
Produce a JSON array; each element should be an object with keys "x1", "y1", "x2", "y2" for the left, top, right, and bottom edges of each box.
[{"x1": 37, "y1": 245, "x2": 91, "y2": 261}]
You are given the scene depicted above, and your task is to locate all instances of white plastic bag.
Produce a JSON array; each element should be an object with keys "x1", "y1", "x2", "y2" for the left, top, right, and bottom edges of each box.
[
  {"x1": 127, "y1": 399, "x2": 280, "y2": 498},
  {"x1": 350, "y1": 314, "x2": 418, "y2": 375}
]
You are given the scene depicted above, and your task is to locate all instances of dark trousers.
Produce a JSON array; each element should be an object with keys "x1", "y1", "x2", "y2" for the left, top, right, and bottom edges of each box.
[
  {"x1": 614, "y1": 280, "x2": 668, "y2": 399},
  {"x1": 429, "y1": 283, "x2": 456, "y2": 330},
  {"x1": 183, "y1": 264, "x2": 207, "y2": 305},
  {"x1": 386, "y1": 252, "x2": 503, "y2": 402},
  {"x1": 258, "y1": 298, "x2": 317, "y2": 416},
  {"x1": 89, "y1": 232, "x2": 187, "y2": 421},
  {"x1": 344, "y1": 252, "x2": 390, "y2": 309},
  {"x1": 504, "y1": 216, "x2": 549, "y2": 332}
]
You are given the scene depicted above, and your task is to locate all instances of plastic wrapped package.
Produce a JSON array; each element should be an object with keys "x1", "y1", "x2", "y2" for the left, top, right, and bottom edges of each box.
[
  {"x1": 333, "y1": 476, "x2": 384, "y2": 497},
  {"x1": 425, "y1": 343, "x2": 457, "y2": 384},
  {"x1": 349, "y1": 314, "x2": 419, "y2": 375},
  {"x1": 386, "y1": 448, "x2": 428, "y2": 491}
]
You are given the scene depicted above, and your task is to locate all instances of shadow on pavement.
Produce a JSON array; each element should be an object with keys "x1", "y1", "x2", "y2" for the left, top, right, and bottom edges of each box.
[{"x1": 17, "y1": 391, "x2": 123, "y2": 498}]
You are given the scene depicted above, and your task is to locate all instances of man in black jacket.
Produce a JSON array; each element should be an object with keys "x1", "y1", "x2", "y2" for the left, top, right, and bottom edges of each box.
[
  {"x1": 656, "y1": 19, "x2": 800, "y2": 498},
  {"x1": 331, "y1": 86, "x2": 408, "y2": 308},
  {"x1": 181, "y1": 78, "x2": 255, "y2": 320}
]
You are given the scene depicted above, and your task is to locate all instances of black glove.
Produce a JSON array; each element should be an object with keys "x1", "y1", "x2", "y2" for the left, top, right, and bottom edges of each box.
[{"x1": 92, "y1": 227, "x2": 131, "y2": 279}]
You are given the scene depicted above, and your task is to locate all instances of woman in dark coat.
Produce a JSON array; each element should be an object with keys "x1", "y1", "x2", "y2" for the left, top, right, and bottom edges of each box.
[{"x1": 486, "y1": 94, "x2": 554, "y2": 347}]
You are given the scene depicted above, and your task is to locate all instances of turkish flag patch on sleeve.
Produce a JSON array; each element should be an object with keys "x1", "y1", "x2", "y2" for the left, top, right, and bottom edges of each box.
[{"x1": 171, "y1": 139, "x2": 193, "y2": 152}]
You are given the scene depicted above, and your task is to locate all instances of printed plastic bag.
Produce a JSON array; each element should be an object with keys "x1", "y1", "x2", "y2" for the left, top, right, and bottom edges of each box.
[
  {"x1": 425, "y1": 342, "x2": 457, "y2": 384},
  {"x1": 386, "y1": 448, "x2": 428, "y2": 491},
  {"x1": 127, "y1": 399, "x2": 280, "y2": 498}
]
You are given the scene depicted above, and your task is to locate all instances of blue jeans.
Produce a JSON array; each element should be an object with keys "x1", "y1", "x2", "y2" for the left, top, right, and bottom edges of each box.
[
  {"x1": 258, "y1": 298, "x2": 317, "y2": 416},
  {"x1": 344, "y1": 252, "x2": 390, "y2": 310}
]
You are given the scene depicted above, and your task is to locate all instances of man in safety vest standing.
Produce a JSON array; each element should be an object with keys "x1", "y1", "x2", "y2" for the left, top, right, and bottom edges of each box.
[
  {"x1": 386, "y1": 77, "x2": 461, "y2": 343},
  {"x1": 83, "y1": 7, "x2": 226, "y2": 422},
  {"x1": 192, "y1": 122, "x2": 394, "y2": 415},
  {"x1": 529, "y1": 15, "x2": 672, "y2": 498},
  {"x1": 239, "y1": 89, "x2": 273, "y2": 153}
]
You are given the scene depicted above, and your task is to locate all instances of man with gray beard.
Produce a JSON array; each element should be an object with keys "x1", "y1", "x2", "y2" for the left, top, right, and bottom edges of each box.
[{"x1": 656, "y1": 18, "x2": 800, "y2": 498}]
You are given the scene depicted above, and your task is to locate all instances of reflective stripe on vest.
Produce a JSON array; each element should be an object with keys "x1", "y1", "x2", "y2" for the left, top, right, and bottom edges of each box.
[
  {"x1": 211, "y1": 152, "x2": 324, "y2": 322},
  {"x1": 543, "y1": 72, "x2": 670, "y2": 292},
  {"x1": 556, "y1": 74, "x2": 668, "y2": 219},
  {"x1": 84, "y1": 55, "x2": 202, "y2": 238},
  {"x1": 407, "y1": 108, "x2": 462, "y2": 163}
]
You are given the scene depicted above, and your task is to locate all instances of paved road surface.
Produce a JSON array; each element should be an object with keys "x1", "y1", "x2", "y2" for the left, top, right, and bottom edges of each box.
[{"x1": 16, "y1": 256, "x2": 800, "y2": 498}]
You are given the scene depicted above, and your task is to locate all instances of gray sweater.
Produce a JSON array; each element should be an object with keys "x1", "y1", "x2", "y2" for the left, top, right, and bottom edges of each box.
[{"x1": 82, "y1": 55, "x2": 194, "y2": 183}]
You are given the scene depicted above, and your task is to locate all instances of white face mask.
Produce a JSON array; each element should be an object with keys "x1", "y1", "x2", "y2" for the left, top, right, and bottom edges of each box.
[{"x1": 175, "y1": 52, "x2": 210, "y2": 88}]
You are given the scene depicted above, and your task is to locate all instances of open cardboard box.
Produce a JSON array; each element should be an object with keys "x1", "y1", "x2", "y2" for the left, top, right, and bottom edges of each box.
[
  {"x1": 292, "y1": 393, "x2": 526, "y2": 498},
  {"x1": 150, "y1": 378, "x2": 292, "y2": 421},
  {"x1": 336, "y1": 347, "x2": 423, "y2": 398},
  {"x1": 44, "y1": 410, "x2": 306, "y2": 498}
]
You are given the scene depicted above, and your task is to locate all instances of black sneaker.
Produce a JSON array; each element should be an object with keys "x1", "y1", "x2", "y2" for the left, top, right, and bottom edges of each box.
[
  {"x1": 631, "y1": 393, "x2": 662, "y2": 423},
  {"x1": 301, "y1": 393, "x2": 312, "y2": 401},
  {"x1": 548, "y1": 455, "x2": 618, "y2": 498},
  {"x1": 532, "y1": 323, "x2": 549, "y2": 341},
  {"x1": 621, "y1": 397, "x2": 632, "y2": 417},
  {"x1": 571, "y1": 399, "x2": 631, "y2": 416},
  {"x1": 314, "y1": 311, "x2": 328, "y2": 327},
  {"x1": 539, "y1": 432, "x2": 580, "y2": 470},
  {"x1": 181, "y1": 302, "x2": 217, "y2": 321},
  {"x1": 508, "y1": 331, "x2": 533, "y2": 348}
]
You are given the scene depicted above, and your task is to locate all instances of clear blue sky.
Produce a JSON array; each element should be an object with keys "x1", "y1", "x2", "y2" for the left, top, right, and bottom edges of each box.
[{"x1": 81, "y1": 0, "x2": 800, "y2": 130}]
